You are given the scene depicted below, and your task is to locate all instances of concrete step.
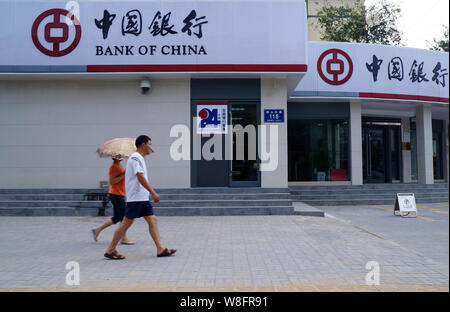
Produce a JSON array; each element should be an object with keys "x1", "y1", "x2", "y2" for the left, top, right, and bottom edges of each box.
[
  {"x1": 292, "y1": 202, "x2": 324, "y2": 217},
  {"x1": 0, "y1": 206, "x2": 294, "y2": 216},
  {"x1": 289, "y1": 184, "x2": 448, "y2": 206},
  {"x1": 0, "y1": 207, "x2": 102, "y2": 216},
  {"x1": 153, "y1": 206, "x2": 294, "y2": 216},
  {"x1": 0, "y1": 201, "x2": 111, "y2": 208},
  {"x1": 0, "y1": 188, "x2": 295, "y2": 216},
  {"x1": 0, "y1": 193, "x2": 291, "y2": 201},
  {"x1": 292, "y1": 192, "x2": 448, "y2": 200},
  {"x1": 0, "y1": 188, "x2": 291, "y2": 195},
  {"x1": 289, "y1": 184, "x2": 448, "y2": 191},
  {"x1": 299, "y1": 197, "x2": 449, "y2": 206},
  {"x1": 290, "y1": 189, "x2": 448, "y2": 195},
  {"x1": 0, "y1": 199, "x2": 292, "y2": 208}
]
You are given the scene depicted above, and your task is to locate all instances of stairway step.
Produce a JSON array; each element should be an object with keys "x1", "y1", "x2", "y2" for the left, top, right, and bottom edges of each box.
[
  {"x1": 152, "y1": 206, "x2": 294, "y2": 216},
  {"x1": 0, "y1": 207, "x2": 103, "y2": 216},
  {"x1": 290, "y1": 189, "x2": 448, "y2": 195},
  {"x1": 0, "y1": 201, "x2": 111, "y2": 208},
  {"x1": 292, "y1": 193, "x2": 448, "y2": 200},
  {"x1": 0, "y1": 188, "x2": 290, "y2": 195},
  {"x1": 0, "y1": 193, "x2": 291, "y2": 201},
  {"x1": 300, "y1": 197, "x2": 449, "y2": 206},
  {"x1": 0, "y1": 206, "x2": 294, "y2": 216}
]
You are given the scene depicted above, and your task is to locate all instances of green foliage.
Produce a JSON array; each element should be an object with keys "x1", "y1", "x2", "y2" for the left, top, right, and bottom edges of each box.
[
  {"x1": 429, "y1": 26, "x2": 449, "y2": 52},
  {"x1": 316, "y1": 0, "x2": 402, "y2": 45}
]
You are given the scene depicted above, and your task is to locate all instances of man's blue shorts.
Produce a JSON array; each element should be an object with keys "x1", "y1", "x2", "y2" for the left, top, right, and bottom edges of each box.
[{"x1": 125, "y1": 201, "x2": 154, "y2": 219}]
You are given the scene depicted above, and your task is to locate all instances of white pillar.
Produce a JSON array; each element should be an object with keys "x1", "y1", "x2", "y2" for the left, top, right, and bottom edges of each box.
[
  {"x1": 350, "y1": 100, "x2": 363, "y2": 185},
  {"x1": 260, "y1": 78, "x2": 288, "y2": 188},
  {"x1": 401, "y1": 117, "x2": 412, "y2": 183},
  {"x1": 444, "y1": 120, "x2": 449, "y2": 182},
  {"x1": 416, "y1": 104, "x2": 434, "y2": 184}
]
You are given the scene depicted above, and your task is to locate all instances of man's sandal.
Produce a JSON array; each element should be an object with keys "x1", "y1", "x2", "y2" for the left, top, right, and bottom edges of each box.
[
  {"x1": 104, "y1": 250, "x2": 126, "y2": 260},
  {"x1": 157, "y1": 248, "x2": 176, "y2": 257}
]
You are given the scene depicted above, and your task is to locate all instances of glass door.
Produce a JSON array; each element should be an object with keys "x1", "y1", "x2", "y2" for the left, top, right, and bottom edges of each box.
[
  {"x1": 363, "y1": 127, "x2": 386, "y2": 183},
  {"x1": 229, "y1": 102, "x2": 260, "y2": 187}
]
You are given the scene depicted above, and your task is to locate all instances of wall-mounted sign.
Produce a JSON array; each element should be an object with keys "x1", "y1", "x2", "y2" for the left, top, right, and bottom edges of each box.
[
  {"x1": 196, "y1": 102, "x2": 228, "y2": 135},
  {"x1": 0, "y1": 1, "x2": 307, "y2": 73},
  {"x1": 293, "y1": 42, "x2": 449, "y2": 103},
  {"x1": 264, "y1": 109, "x2": 284, "y2": 123}
]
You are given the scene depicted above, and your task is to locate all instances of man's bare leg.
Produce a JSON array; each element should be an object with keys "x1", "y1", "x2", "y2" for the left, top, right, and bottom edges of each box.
[
  {"x1": 106, "y1": 217, "x2": 134, "y2": 254},
  {"x1": 143, "y1": 215, "x2": 166, "y2": 255},
  {"x1": 93, "y1": 219, "x2": 113, "y2": 241}
]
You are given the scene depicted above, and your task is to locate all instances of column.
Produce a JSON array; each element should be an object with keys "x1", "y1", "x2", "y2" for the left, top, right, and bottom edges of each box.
[
  {"x1": 401, "y1": 117, "x2": 412, "y2": 183},
  {"x1": 350, "y1": 100, "x2": 363, "y2": 185},
  {"x1": 416, "y1": 104, "x2": 434, "y2": 184},
  {"x1": 260, "y1": 78, "x2": 288, "y2": 188},
  {"x1": 444, "y1": 120, "x2": 449, "y2": 182}
]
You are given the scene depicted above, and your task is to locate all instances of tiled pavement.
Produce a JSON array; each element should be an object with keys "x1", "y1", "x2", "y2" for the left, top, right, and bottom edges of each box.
[{"x1": 0, "y1": 206, "x2": 448, "y2": 292}]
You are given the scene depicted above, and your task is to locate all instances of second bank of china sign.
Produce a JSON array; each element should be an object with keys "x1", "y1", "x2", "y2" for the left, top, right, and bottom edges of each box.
[{"x1": 0, "y1": 1, "x2": 308, "y2": 69}]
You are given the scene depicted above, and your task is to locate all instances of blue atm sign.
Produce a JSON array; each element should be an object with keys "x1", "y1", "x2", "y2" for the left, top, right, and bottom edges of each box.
[{"x1": 264, "y1": 109, "x2": 284, "y2": 123}]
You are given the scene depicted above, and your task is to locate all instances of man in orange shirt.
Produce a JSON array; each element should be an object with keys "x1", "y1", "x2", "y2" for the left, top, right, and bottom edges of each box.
[{"x1": 91, "y1": 157, "x2": 134, "y2": 244}]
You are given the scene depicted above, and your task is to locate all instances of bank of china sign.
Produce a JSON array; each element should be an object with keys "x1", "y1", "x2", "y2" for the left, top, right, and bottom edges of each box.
[
  {"x1": 0, "y1": 0, "x2": 308, "y2": 73},
  {"x1": 293, "y1": 42, "x2": 449, "y2": 103}
]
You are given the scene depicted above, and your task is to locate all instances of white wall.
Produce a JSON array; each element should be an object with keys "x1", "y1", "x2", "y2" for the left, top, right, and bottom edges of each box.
[{"x1": 0, "y1": 78, "x2": 191, "y2": 188}]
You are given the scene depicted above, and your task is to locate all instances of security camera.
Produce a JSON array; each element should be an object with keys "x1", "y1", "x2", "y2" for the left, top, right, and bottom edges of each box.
[{"x1": 140, "y1": 79, "x2": 151, "y2": 94}]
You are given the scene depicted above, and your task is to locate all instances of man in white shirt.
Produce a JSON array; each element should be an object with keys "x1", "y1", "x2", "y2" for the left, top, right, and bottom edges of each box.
[{"x1": 104, "y1": 135, "x2": 176, "y2": 259}]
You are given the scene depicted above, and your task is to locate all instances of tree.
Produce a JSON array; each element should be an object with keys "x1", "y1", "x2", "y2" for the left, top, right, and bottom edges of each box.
[
  {"x1": 428, "y1": 26, "x2": 449, "y2": 52},
  {"x1": 315, "y1": 0, "x2": 402, "y2": 45}
]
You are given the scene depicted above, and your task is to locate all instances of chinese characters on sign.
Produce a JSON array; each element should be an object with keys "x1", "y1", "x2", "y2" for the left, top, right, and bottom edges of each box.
[
  {"x1": 409, "y1": 60, "x2": 429, "y2": 83},
  {"x1": 94, "y1": 8, "x2": 209, "y2": 57},
  {"x1": 432, "y1": 62, "x2": 448, "y2": 87},
  {"x1": 122, "y1": 10, "x2": 142, "y2": 36},
  {"x1": 95, "y1": 10, "x2": 116, "y2": 39},
  {"x1": 366, "y1": 55, "x2": 383, "y2": 82},
  {"x1": 388, "y1": 57, "x2": 403, "y2": 81},
  {"x1": 95, "y1": 9, "x2": 208, "y2": 39},
  {"x1": 365, "y1": 55, "x2": 447, "y2": 87}
]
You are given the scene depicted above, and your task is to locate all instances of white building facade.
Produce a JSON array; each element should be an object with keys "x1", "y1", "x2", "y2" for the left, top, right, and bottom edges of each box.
[{"x1": 0, "y1": 0, "x2": 448, "y2": 189}]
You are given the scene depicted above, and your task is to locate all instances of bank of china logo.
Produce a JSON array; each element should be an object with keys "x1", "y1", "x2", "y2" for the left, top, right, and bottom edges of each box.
[
  {"x1": 317, "y1": 48, "x2": 353, "y2": 85},
  {"x1": 31, "y1": 8, "x2": 82, "y2": 57}
]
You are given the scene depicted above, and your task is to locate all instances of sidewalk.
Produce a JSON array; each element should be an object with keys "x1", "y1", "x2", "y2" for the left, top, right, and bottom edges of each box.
[{"x1": 0, "y1": 211, "x2": 448, "y2": 292}]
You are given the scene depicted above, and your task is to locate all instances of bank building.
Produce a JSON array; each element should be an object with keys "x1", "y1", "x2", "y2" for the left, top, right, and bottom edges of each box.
[{"x1": 0, "y1": 0, "x2": 448, "y2": 215}]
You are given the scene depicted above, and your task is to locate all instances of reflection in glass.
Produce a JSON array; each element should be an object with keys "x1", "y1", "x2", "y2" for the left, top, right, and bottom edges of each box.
[
  {"x1": 231, "y1": 104, "x2": 258, "y2": 182},
  {"x1": 288, "y1": 119, "x2": 349, "y2": 181}
]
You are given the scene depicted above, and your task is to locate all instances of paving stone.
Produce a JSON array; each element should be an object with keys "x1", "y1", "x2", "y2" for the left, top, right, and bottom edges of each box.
[{"x1": 0, "y1": 214, "x2": 448, "y2": 292}]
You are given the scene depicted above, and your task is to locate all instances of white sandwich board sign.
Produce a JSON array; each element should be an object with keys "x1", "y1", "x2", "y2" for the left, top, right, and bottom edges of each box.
[{"x1": 393, "y1": 193, "x2": 417, "y2": 217}]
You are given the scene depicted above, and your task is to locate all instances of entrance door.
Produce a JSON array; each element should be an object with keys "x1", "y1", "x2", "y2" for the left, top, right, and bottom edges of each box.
[
  {"x1": 192, "y1": 101, "x2": 260, "y2": 187},
  {"x1": 229, "y1": 102, "x2": 260, "y2": 187},
  {"x1": 363, "y1": 127, "x2": 386, "y2": 183}
]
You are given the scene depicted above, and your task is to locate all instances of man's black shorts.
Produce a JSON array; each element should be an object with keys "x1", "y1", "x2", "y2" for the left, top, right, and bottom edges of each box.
[{"x1": 125, "y1": 201, "x2": 154, "y2": 219}]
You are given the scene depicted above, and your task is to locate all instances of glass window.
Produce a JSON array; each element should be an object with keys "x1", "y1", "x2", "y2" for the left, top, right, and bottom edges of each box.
[{"x1": 288, "y1": 119, "x2": 349, "y2": 181}]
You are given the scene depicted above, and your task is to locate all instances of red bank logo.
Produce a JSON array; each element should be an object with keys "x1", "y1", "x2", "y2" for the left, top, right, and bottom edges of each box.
[
  {"x1": 31, "y1": 8, "x2": 82, "y2": 57},
  {"x1": 317, "y1": 49, "x2": 353, "y2": 85}
]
